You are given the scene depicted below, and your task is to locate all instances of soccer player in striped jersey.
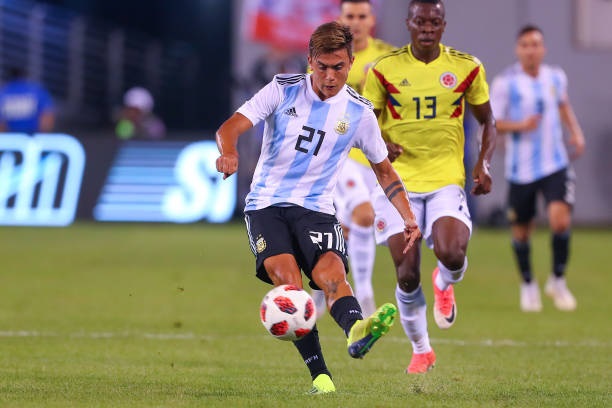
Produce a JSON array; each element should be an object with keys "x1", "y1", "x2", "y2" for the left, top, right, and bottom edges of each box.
[
  {"x1": 362, "y1": 0, "x2": 496, "y2": 373},
  {"x1": 490, "y1": 25, "x2": 585, "y2": 312},
  {"x1": 216, "y1": 22, "x2": 421, "y2": 394},
  {"x1": 311, "y1": 0, "x2": 396, "y2": 318}
]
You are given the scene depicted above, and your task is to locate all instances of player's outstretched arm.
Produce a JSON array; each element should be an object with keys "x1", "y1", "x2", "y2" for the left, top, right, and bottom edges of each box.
[
  {"x1": 470, "y1": 101, "x2": 497, "y2": 195},
  {"x1": 216, "y1": 112, "x2": 253, "y2": 179},
  {"x1": 495, "y1": 115, "x2": 540, "y2": 133},
  {"x1": 559, "y1": 100, "x2": 585, "y2": 159},
  {"x1": 371, "y1": 158, "x2": 421, "y2": 252}
]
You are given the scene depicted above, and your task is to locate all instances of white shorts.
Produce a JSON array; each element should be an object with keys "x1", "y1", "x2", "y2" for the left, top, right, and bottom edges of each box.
[
  {"x1": 372, "y1": 184, "x2": 472, "y2": 248},
  {"x1": 334, "y1": 158, "x2": 378, "y2": 226}
]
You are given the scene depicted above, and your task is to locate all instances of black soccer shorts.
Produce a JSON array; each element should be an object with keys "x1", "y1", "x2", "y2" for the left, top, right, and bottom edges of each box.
[
  {"x1": 244, "y1": 205, "x2": 349, "y2": 289},
  {"x1": 507, "y1": 167, "x2": 575, "y2": 224}
]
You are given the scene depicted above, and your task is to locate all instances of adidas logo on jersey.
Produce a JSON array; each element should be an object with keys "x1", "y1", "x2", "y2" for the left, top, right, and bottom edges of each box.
[
  {"x1": 284, "y1": 107, "x2": 298, "y2": 117},
  {"x1": 399, "y1": 78, "x2": 411, "y2": 86}
]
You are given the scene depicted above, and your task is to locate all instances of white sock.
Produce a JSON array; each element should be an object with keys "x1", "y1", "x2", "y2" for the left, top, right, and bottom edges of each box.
[
  {"x1": 435, "y1": 257, "x2": 468, "y2": 291},
  {"x1": 348, "y1": 223, "x2": 376, "y2": 309},
  {"x1": 395, "y1": 285, "x2": 431, "y2": 354},
  {"x1": 310, "y1": 289, "x2": 326, "y2": 318}
]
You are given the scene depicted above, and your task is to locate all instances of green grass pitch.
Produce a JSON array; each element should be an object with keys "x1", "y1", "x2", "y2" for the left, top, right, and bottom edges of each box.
[{"x1": 0, "y1": 222, "x2": 610, "y2": 407}]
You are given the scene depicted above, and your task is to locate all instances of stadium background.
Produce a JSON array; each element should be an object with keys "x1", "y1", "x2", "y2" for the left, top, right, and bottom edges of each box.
[{"x1": 0, "y1": 0, "x2": 611, "y2": 227}]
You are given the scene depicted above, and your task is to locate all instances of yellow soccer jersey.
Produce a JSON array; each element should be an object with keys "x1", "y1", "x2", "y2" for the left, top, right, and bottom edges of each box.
[
  {"x1": 347, "y1": 37, "x2": 395, "y2": 166},
  {"x1": 348, "y1": 37, "x2": 395, "y2": 94},
  {"x1": 363, "y1": 43, "x2": 490, "y2": 192}
]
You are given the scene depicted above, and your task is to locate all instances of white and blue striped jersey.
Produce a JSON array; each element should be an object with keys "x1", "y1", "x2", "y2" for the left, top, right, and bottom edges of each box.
[
  {"x1": 491, "y1": 63, "x2": 569, "y2": 184},
  {"x1": 237, "y1": 73, "x2": 388, "y2": 215}
]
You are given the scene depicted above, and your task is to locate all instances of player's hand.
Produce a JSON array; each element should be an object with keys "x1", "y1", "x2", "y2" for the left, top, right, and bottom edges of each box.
[
  {"x1": 402, "y1": 218, "x2": 421, "y2": 254},
  {"x1": 216, "y1": 152, "x2": 239, "y2": 179},
  {"x1": 568, "y1": 132, "x2": 585, "y2": 160},
  {"x1": 471, "y1": 160, "x2": 492, "y2": 195},
  {"x1": 521, "y1": 115, "x2": 541, "y2": 132},
  {"x1": 386, "y1": 142, "x2": 403, "y2": 163}
]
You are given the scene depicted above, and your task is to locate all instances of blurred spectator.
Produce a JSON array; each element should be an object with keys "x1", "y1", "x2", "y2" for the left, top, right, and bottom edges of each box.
[
  {"x1": 0, "y1": 67, "x2": 55, "y2": 133},
  {"x1": 251, "y1": 47, "x2": 306, "y2": 88},
  {"x1": 115, "y1": 86, "x2": 166, "y2": 140}
]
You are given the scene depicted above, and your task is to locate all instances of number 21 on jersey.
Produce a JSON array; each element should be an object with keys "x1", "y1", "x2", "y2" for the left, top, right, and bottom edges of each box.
[{"x1": 295, "y1": 125, "x2": 326, "y2": 156}]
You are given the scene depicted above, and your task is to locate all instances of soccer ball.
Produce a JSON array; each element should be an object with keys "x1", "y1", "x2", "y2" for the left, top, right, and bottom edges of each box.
[{"x1": 260, "y1": 284, "x2": 316, "y2": 341}]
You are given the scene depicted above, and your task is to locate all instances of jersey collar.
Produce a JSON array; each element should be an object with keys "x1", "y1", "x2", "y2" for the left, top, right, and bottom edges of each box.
[
  {"x1": 306, "y1": 73, "x2": 347, "y2": 103},
  {"x1": 407, "y1": 43, "x2": 445, "y2": 65}
]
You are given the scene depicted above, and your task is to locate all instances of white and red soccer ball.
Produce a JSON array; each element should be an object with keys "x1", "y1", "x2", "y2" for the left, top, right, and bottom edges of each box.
[{"x1": 260, "y1": 284, "x2": 316, "y2": 341}]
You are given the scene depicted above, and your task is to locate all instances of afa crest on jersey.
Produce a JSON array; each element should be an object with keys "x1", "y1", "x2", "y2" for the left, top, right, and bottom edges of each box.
[{"x1": 335, "y1": 117, "x2": 350, "y2": 135}]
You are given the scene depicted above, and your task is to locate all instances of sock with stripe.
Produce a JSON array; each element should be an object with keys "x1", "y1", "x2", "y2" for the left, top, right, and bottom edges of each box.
[
  {"x1": 347, "y1": 223, "x2": 376, "y2": 310},
  {"x1": 395, "y1": 285, "x2": 431, "y2": 354},
  {"x1": 435, "y1": 257, "x2": 468, "y2": 291}
]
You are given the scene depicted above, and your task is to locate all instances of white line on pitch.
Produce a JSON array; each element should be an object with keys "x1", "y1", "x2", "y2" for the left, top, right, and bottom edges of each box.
[{"x1": 0, "y1": 330, "x2": 610, "y2": 348}]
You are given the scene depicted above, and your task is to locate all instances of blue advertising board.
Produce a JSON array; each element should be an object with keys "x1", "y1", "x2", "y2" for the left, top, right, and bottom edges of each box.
[{"x1": 0, "y1": 134, "x2": 237, "y2": 226}]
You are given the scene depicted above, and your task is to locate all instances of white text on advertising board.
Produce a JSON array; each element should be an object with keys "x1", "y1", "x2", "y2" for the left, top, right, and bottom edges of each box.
[
  {"x1": 94, "y1": 140, "x2": 236, "y2": 223},
  {"x1": 0, "y1": 133, "x2": 85, "y2": 226}
]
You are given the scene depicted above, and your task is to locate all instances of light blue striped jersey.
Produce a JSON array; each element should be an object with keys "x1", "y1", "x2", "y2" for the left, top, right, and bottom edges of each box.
[
  {"x1": 491, "y1": 63, "x2": 569, "y2": 184},
  {"x1": 237, "y1": 73, "x2": 387, "y2": 215}
]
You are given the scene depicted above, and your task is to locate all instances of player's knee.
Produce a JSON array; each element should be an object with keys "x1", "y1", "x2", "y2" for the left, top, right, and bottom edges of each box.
[
  {"x1": 435, "y1": 245, "x2": 466, "y2": 271},
  {"x1": 396, "y1": 262, "x2": 420, "y2": 293},
  {"x1": 351, "y1": 202, "x2": 375, "y2": 227},
  {"x1": 548, "y1": 201, "x2": 571, "y2": 233},
  {"x1": 266, "y1": 269, "x2": 302, "y2": 287},
  {"x1": 550, "y1": 214, "x2": 571, "y2": 233},
  {"x1": 263, "y1": 254, "x2": 302, "y2": 287},
  {"x1": 511, "y1": 227, "x2": 530, "y2": 242},
  {"x1": 440, "y1": 255, "x2": 465, "y2": 271},
  {"x1": 312, "y1": 252, "x2": 346, "y2": 285}
]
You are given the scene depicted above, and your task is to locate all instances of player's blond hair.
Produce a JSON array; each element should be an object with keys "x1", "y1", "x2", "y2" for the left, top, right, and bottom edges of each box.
[{"x1": 308, "y1": 21, "x2": 353, "y2": 60}]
